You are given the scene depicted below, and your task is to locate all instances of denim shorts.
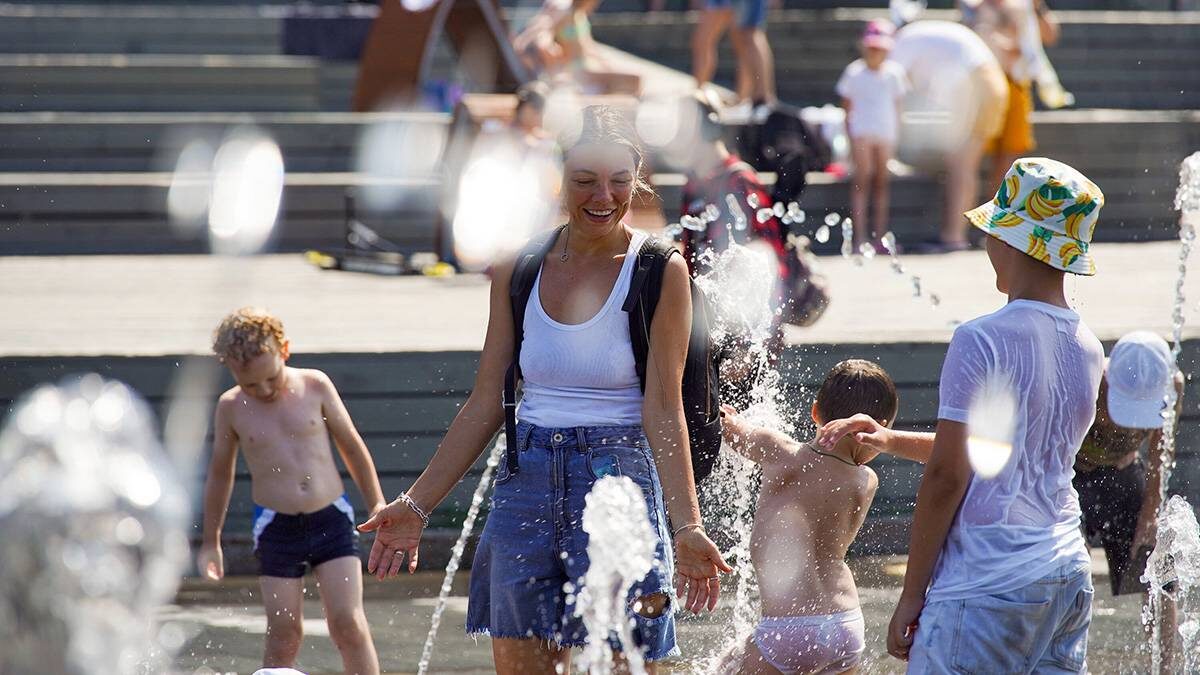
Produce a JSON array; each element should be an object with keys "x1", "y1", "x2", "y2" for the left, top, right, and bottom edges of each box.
[
  {"x1": 705, "y1": 0, "x2": 767, "y2": 29},
  {"x1": 908, "y1": 560, "x2": 1093, "y2": 674},
  {"x1": 466, "y1": 422, "x2": 680, "y2": 661}
]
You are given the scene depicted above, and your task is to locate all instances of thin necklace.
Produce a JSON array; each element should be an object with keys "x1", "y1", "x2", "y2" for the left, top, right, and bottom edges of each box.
[
  {"x1": 806, "y1": 442, "x2": 861, "y2": 467},
  {"x1": 560, "y1": 226, "x2": 571, "y2": 262}
]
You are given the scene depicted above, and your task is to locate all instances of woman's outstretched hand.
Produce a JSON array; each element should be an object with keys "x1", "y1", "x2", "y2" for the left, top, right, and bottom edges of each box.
[
  {"x1": 673, "y1": 528, "x2": 734, "y2": 614},
  {"x1": 357, "y1": 498, "x2": 426, "y2": 580}
]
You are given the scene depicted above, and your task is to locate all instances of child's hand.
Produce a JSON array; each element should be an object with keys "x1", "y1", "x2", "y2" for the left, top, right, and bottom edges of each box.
[
  {"x1": 887, "y1": 593, "x2": 924, "y2": 661},
  {"x1": 720, "y1": 404, "x2": 751, "y2": 443},
  {"x1": 817, "y1": 413, "x2": 891, "y2": 453},
  {"x1": 196, "y1": 544, "x2": 224, "y2": 581}
]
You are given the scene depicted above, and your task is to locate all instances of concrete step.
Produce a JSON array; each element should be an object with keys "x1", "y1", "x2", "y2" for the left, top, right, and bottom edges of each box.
[
  {"x1": 0, "y1": 54, "x2": 357, "y2": 113},
  {"x1": 0, "y1": 172, "x2": 440, "y2": 254},
  {"x1": 0, "y1": 111, "x2": 446, "y2": 172}
]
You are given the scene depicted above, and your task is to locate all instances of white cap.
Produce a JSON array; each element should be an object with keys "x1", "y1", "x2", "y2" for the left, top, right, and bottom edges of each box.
[{"x1": 1106, "y1": 331, "x2": 1174, "y2": 429}]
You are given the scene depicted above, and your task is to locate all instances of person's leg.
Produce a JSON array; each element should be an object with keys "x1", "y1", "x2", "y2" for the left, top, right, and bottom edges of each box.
[
  {"x1": 692, "y1": 7, "x2": 734, "y2": 87},
  {"x1": 729, "y1": 25, "x2": 755, "y2": 102},
  {"x1": 850, "y1": 138, "x2": 876, "y2": 248},
  {"x1": 314, "y1": 556, "x2": 379, "y2": 675},
  {"x1": 942, "y1": 135, "x2": 985, "y2": 246},
  {"x1": 493, "y1": 638, "x2": 570, "y2": 674},
  {"x1": 870, "y1": 142, "x2": 894, "y2": 241},
  {"x1": 735, "y1": 0, "x2": 773, "y2": 103},
  {"x1": 259, "y1": 575, "x2": 305, "y2": 667}
]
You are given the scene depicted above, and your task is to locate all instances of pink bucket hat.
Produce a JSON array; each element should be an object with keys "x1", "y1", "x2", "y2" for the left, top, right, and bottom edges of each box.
[{"x1": 863, "y1": 19, "x2": 895, "y2": 50}]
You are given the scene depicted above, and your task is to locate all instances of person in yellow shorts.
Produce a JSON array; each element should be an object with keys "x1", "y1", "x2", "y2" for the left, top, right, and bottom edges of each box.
[{"x1": 961, "y1": 0, "x2": 1060, "y2": 187}]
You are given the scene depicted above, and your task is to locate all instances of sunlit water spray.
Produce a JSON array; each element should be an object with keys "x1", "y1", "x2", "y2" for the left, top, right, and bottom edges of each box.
[
  {"x1": 0, "y1": 376, "x2": 189, "y2": 674},
  {"x1": 690, "y1": 240, "x2": 789, "y2": 670},
  {"x1": 1144, "y1": 496, "x2": 1200, "y2": 673},
  {"x1": 574, "y1": 476, "x2": 658, "y2": 674},
  {"x1": 417, "y1": 435, "x2": 507, "y2": 675},
  {"x1": 1144, "y1": 151, "x2": 1200, "y2": 673}
]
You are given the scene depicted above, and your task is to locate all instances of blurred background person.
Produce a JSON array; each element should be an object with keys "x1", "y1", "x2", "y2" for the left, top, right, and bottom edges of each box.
[
  {"x1": 691, "y1": 0, "x2": 776, "y2": 116},
  {"x1": 960, "y1": 0, "x2": 1063, "y2": 187},
  {"x1": 513, "y1": 0, "x2": 642, "y2": 95},
  {"x1": 836, "y1": 19, "x2": 908, "y2": 252},
  {"x1": 889, "y1": 19, "x2": 1008, "y2": 252}
]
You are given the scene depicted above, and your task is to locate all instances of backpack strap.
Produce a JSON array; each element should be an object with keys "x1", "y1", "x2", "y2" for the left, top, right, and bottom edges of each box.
[
  {"x1": 623, "y1": 236, "x2": 678, "y2": 392},
  {"x1": 503, "y1": 225, "x2": 566, "y2": 474}
]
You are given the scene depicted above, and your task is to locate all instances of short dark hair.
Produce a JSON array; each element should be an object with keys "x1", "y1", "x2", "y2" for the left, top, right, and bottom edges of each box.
[{"x1": 814, "y1": 359, "x2": 899, "y2": 426}]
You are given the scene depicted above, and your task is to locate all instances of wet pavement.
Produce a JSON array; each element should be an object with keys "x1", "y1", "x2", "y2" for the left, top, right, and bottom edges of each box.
[{"x1": 166, "y1": 551, "x2": 1149, "y2": 674}]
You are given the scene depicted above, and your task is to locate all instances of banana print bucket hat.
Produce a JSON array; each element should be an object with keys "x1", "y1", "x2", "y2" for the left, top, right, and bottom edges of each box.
[{"x1": 965, "y1": 157, "x2": 1105, "y2": 275}]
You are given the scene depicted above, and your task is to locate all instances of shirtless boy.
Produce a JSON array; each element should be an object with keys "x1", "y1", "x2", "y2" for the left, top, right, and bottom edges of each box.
[
  {"x1": 719, "y1": 359, "x2": 920, "y2": 674},
  {"x1": 197, "y1": 307, "x2": 385, "y2": 675}
]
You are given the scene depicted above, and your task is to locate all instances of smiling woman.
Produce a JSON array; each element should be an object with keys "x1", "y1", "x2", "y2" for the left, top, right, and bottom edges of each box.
[{"x1": 360, "y1": 106, "x2": 730, "y2": 674}]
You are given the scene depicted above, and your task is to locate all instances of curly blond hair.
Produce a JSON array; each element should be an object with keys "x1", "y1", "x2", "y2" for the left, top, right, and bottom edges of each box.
[{"x1": 212, "y1": 307, "x2": 286, "y2": 363}]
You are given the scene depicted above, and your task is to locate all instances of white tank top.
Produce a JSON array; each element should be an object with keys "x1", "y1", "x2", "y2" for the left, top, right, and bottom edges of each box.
[{"x1": 517, "y1": 230, "x2": 647, "y2": 428}]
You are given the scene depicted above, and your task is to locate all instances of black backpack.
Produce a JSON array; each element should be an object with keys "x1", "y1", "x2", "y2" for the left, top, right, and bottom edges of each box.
[{"x1": 502, "y1": 226, "x2": 723, "y2": 484}]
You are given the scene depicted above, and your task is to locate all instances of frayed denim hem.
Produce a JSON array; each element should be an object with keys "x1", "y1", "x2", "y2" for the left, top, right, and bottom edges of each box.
[
  {"x1": 465, "y1": 625, "x2": 587, "y2": 648},
  {"x1": 463, "y1": 626, "x2": 682, "y2": 661}
]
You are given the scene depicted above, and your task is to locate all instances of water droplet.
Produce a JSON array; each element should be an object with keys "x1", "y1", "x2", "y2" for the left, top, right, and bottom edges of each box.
[
  {"x1": 756, "y1": 208, "x2": 774, "y2": 224},
  {"x1": 912, "y1": 276, "x2": 923, "y2": 297},
  {"x1": 704, "y1": 204, "x2": 720, "y2": 222},
  {"x1": 664, "y1": 223, "x2": 684, "y2": 238},
  {"x1": 881, "y1": 232, "x2": 898, "y2": 255},
  {"x1": 929, "y1": 293, "x2": 941, "y2": 307},
  {"x1": 858, "y1": 242, "x2": 876, "y2": 260},
  {"x1": 815, "y1": 225, "x2": 830, "y2": 243},
  {"x1": 773, "y1": 202, "x2": 785, "y2": 217},
  {"x1": 824, "y1": 212, "x2": 841, "y2": 227},
  {"x1": 681, "y1": 215, "x2": 706, "y2": 231},
  {"x1": 746, "y1": 193, "x2": 761, "y2": 209}
]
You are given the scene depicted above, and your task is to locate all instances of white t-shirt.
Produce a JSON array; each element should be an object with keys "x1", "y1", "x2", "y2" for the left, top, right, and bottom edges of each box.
[
  {"x1": 835, "y1": 59, "x2": 908, "y2": 144},
  {"x1": 927, "y1": 300, "x2": 1104, "y2": 603},
  {"x1": 890, "y1": 20, "x2": 997, "y2": 93}
]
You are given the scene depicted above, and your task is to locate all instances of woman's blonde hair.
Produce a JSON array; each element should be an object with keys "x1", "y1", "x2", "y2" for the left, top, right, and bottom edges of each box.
[
  {"x1": 560, "y1": 105, "x2": 653, "y2": 198},
  {"x1": 212, "y1": 307, "x2": 286, "y2": 364}
]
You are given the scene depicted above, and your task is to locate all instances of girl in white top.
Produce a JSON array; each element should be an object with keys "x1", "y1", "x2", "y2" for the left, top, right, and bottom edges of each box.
[
  {"x1": 360, "y1": 106, "x2": 730, "y2": 674},
  {"x1": 837, "y1": 19, "x2": 909, "y2": 253}
]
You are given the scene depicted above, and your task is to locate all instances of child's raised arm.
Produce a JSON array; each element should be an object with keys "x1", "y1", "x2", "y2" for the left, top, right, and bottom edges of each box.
[
  {"x1": 720, "y1": 404, "x2": 793, "y2": 465},
  {"x1": 197, "y1": 397, "x2": 239, "y2": 581},
  {"x1": 816, "y1": 414, "x2": 933, "y2": 464},
  {"x1": 317, "y1": 372, "x2": 386, "y2": 517}
]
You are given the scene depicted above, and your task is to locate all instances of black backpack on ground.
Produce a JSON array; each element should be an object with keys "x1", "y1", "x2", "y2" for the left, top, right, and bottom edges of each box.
[{"x1": 502, "y1": 226, "x2": 723, "y2": 485}]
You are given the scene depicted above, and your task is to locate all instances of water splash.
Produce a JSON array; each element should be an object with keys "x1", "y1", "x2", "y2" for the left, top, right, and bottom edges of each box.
[
  {"x1": 725, "y1": 194, "x2": 749, "y2": 232},
  {"x1": 1143, "y1": 496, "x2": 1200, "y2": 673},
  {"x1": 839, "y1": 218, "x2": 854, "y2": 259},
  {"x1": 1160, "y1": 152, "x2": 1200, "y2": 507},
  {"x1": 691, "y1": 240, "x2": 790, "y2": 669},
  {"x1": 417, "y1": 435, "x2": 506, "y2": 675},
  {"x1": 0, "y1": 376, "x2": 189, "y2": 674},
  {"x1": 1146, "y1": 151, "x2": 1200, "y2": 674},
  {"x1": 575, "y1": 476, "x2": 657, "y2": 674}
]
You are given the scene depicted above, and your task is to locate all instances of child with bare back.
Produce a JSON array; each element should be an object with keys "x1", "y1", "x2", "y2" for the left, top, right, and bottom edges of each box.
[
  {"x1": 719, "y1": 359, "x2": 921, "y2": 675},
  {"x1": 197, "y1": 307, "x2": 385, "y2": 675}
]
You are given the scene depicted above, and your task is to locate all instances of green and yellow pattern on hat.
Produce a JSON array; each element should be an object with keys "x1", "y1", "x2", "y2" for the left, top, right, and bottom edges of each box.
[{"x1": 965, "y1": 158, "x2": 1105, "y2": 275}]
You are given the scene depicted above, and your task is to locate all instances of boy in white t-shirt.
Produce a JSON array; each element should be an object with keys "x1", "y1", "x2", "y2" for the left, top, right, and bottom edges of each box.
[
  {"x1": 817, "y1": 158, "x2": 1107, "y2": 673},
  {"x1": 836, "y1": 19, "x2": 908, "y2": 252}
]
